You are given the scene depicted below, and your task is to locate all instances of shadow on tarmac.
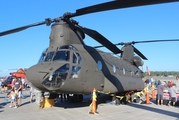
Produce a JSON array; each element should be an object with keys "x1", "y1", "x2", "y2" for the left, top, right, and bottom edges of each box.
[
  {"x1": 54, "y1": 94, "x2": 111, "y2": 109},
  {"x1": 21, "y1": 101, "x2": 31, "y2": 106},
  {"x1": 127, "y1": 103, "x2": 179, "y2": 118},
  {"x1": 1, "y1": 90, "x2": 178, "y2": 119},
  {"x1": 55, "y1": 94, "x2": 179, "y2": 118},
  {"x1": 0, "y1": 97, "x2": 5, "y2": 99},
  {"x1": 0, "y1": 110, "x2": 4, "y2": 112},
  {"x1": 0, "y1": 101, "x2": 8, "y2": 108}
]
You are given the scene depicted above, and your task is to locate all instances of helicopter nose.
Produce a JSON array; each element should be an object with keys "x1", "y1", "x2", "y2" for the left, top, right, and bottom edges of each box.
[
  {"x1": 26, "y1": 65, "x2": 49, "y2": 91},
  {"x1": 26, "y1": 62, "x2": 69, "y2": 91}
]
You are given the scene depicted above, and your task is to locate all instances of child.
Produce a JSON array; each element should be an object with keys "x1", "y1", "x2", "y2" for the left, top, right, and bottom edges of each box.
[{"x1": 9, "y1": 89, "x2": 18, "y2": 108}]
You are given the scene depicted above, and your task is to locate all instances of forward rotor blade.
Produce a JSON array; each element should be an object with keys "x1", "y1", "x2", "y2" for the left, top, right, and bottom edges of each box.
[
  {"x1": 94, "y1": 45, "x2": 104, "y2": 48},
  {"x1": 81, "y1": 27, "x2": 122, "y2": 54},
  {"x1": 0, "y1": 21, "x2": 47, "y2": 36},
  {"x1": 72, "y1": 0, "x2": 178, "y2": 17},
  {"x1": 132, "y1": 46, "x2": 148, "y2": 60},
  {"x1": 0, "y1": 18, "x2": 55, "y2": 37},
  {"x1": 132, "y1": 39, "x2": 179, "y2": 44}
]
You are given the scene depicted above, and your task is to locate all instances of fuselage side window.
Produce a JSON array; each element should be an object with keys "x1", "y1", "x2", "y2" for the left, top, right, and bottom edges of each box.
[
  {"x1": 112, "y1": 65, "x2": 116, "y2": 73},
  {"x1": 97, "y1": 61, "x2": 102, "y2": 71}
]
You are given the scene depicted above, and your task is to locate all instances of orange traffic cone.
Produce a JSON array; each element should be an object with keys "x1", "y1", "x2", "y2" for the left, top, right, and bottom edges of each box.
[
  {"x1": 89, "y1": 88, "x2": 98, "y2": 115},
  {"x1": 151, "y1": 83, "x2": 155, "y2": 100},
  {"x1": 152, "y1": 89, "x2": 155, "y2": 100},
  {"x1": 146, "y1": 91, "x2": 150, "y2": 104}
]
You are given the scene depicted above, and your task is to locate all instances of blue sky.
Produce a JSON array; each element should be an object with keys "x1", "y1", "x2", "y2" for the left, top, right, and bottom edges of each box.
[{"x1": 0, "y1": 0, "x2": 179, "y2": 77}]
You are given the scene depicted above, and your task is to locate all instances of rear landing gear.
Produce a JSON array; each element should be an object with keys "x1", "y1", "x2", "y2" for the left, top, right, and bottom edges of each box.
[{"x1": 112, "y1": 95, "x2": 128, "y2": 105}]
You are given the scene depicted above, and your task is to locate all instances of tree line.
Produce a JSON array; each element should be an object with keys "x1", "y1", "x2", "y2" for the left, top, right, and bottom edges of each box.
[{"x1": 143, "y1": 71, "x2": 179, "y2": 77}]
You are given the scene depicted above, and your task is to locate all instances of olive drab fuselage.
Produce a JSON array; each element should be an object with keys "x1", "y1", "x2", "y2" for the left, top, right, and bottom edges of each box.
[{"x1": 26, "y1": 22, "x2": 144, "y2": 94}]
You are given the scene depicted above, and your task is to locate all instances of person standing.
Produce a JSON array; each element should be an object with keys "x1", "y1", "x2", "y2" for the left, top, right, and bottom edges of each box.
[
  {"x1": 14, "y1": 77, "x2": 22, "y2": 106},
  {"x1": 167, "y1": 80, "x2": 173, "y2": 88},
  {"x1": 156, "y1": 82, "x2": 165, "y2": 105},
  {"x1": 0, "y1": 79, "x2": 2, "y2": 94},
  {"x1": 174, "y1": 76, "x2": 179, "y2": 92},
  {"x1": 168, "y1": 84, "x2": 177, "y2": 106},
  {"x1": 21, "y1": 78, "x2": 25, "y2": 90},
  {"x1": 11, "y1": 78, "x2": 15, "y2": 89}
]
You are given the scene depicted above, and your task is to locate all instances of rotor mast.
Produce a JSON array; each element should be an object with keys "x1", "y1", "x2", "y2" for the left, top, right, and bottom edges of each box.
[
  {"x1": 121, "y1": 45, "x2": 134, "y2": 62},
  {"x1": 49, "y1": 20, "x2": 85, "y2": 49}
]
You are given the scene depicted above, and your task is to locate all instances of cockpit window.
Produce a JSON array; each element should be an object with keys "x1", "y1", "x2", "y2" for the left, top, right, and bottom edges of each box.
[
  {"x1": 60, "y1": 45, "x2": 77, "y2": 50},
  {"x1": 44, "y1": 51, "x2": 55, "y2": 62},
  {"x1": 38, "y1": 54, "x2": 44, "y2": 63},
  {"x1": 73, "y1": 52, "x2": 82, "y2": 64},
  {"x1": 42, "y1": 64, "x2": 69, "y2": 90},
  {"x1": 70, "y1": 66, "x2": 81, "y2": 79},
  {"x1": 73, "y1": 53, "x2": 77, "y2": 64},
  {"x1": 53, "y1": 51, "x2": 70, "y2": 61},
  {"x1": 52, "y1": 64, "x2": 69, "y2": 75},
  {"x1": 38, "y1": 48, "x2": 48, "y2": 63},
  {"x1": 76, "y1": 53, "x2": 82, "y2": 64}
]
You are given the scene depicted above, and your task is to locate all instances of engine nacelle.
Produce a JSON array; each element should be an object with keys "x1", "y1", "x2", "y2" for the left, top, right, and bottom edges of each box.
[{"x1": 131, "y1": 56, "x2": 144, "y2": 67}]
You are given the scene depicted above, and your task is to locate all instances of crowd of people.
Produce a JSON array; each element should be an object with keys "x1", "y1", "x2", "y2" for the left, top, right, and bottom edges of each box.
[
  {"x1": 156, "y1": 76, "x2": 179, "y2": 106},
  {"x1": 1, "y1": 75, "x2": 179, "y2": 109},
  {"x1": 0, "y1": 76, "x2": 71, "y2": 109},
  {"x1": 0, "y1": 77, "x2": 34, "y2": 108},
  {"x1": 143, "y1": 76, "x2": 179, "y2": 106}
]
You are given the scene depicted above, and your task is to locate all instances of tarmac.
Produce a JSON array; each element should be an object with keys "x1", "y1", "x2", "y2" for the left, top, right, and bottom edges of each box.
[{"x1": 0, "y1": 89, "x2": 179, "y2": 120}]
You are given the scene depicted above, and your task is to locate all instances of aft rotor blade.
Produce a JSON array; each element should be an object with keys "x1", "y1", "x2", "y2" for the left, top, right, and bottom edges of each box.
[
  {"x1": 132, "y1": 39, "x2": 179, "y2": 44},
  {"x1": 94, "y1": 42, "x2": 126, "y2": 48},
  {"x1": 81, "y1": 27, "x2": 122, "y2": 54},
  {"x1": 133, "y1": 46, "x2": 148, "y2": 60},
  {"x1": 72, "y1": 0, "x2": 178, "y2": 17}
]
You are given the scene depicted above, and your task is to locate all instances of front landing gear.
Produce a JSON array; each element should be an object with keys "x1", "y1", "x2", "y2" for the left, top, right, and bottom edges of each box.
[{"x1": 43, "y1": 93, "x2": 58, "y2": 108}]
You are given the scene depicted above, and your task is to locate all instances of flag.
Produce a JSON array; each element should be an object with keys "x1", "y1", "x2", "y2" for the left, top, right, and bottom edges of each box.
[{"x1": 146, "y1": 66, "x2": 150, "y2": 76}]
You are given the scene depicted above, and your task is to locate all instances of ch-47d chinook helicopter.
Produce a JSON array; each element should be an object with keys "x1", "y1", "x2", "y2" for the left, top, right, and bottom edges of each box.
[{"x1": 0, "y1": 0, "x2": 179, "y2": 102}]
